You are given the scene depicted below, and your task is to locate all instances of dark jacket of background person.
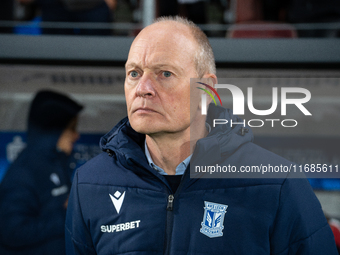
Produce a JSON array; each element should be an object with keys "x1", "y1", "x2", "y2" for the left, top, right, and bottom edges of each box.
[
  {"x1": 286, "y1": 0, "x2": 340, "y2": 37},
  {"x1": 35, "y1": 0, "x2": 114, "y2": 35},
  {"x1": 0, "y1": 90, "x2": 83, "y2": 255},
  {"x1": 287, "y1": 0, "x2": 340, "y2": 23},
  {"x1": 0, "y1": 0, "x2": 14, "y2": 33},
  {"x1": 65, "y1": 104, "x2": 338, "y2": 255}
]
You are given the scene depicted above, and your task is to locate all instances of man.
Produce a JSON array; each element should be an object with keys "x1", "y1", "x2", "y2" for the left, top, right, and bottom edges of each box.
[
  {"x1": 0, "y1": 90, "x2": 83, "y2": 255},
  {"x1": 65, "y1": 16, "x2": 337, "y2": 254}
]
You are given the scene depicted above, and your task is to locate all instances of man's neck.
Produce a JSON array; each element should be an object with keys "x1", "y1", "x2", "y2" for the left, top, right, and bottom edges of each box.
[{"x1": 145, "y1": 123, "x2": 208, "y2": 175}]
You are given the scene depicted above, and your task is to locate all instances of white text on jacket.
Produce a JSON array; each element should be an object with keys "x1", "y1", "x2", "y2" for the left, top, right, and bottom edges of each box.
[{"x1": 101, "y1": 220, "x2": 141, "y2": 233}]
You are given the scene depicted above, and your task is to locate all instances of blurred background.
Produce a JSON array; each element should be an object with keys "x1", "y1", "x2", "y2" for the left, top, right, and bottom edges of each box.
[{"x1": 0, "y1": 0, "x2": 339, "y2": 229}]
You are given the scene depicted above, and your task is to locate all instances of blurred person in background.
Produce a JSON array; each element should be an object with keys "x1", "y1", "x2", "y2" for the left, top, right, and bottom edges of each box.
[
  {"x1": 286, "y1": 0, "x2": 340, "y2": 37},
  {"x1": 0, "y1": 0, "x2": 14, "y2": 33},
  {"x1": 17, "y1": 0, "x2": 117, "y2": 35},
  {"x1": 158, "y1": 0, "x2": 207, "y2": 24},
  {"x1": 0, "y1": 90, "x2": 83, "y2": 255},
  {"x1": 261, "y1": 0, "x2": 340, "y2": 37}
]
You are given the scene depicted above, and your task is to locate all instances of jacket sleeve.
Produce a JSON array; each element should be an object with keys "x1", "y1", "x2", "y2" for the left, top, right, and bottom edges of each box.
[
  {"x1": 0, "y1": 172, "x2": 66, "y2": 248},
  {"x1": 270, "y1": 177, "x2": 338, "y2": 255},
  {"x1": 65, "y1": 170, "x2": 96, "y2": 255}
]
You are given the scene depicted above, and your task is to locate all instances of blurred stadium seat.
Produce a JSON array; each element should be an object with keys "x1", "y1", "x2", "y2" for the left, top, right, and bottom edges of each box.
[{"x1": 227, "y1": 23, "x2": 297, "y2": 38}]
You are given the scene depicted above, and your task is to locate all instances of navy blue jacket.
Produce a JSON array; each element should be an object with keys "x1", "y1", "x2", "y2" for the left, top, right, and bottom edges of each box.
[
  {"x1": 66, "y1": 105, "x2": 337, "y2": 255},
  {"x1": 0, "y1": 128, "x2": 71, "y2": 255}
]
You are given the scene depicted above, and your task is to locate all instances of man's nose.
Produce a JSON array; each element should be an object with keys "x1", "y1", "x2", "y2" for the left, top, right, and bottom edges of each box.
[{"x1": 136, "y1": 73, "x2": 156, "y2": 98}]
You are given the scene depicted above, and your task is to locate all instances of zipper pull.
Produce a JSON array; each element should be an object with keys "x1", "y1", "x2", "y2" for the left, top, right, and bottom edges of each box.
[{"x1": 167, "y1": 194, "x2": 174, "y2": 211}]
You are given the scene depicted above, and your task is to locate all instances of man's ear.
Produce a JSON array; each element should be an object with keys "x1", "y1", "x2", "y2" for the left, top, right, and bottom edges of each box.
[
  {"x1": 203, "y1": 73, "x2": 218, "y2": 88},
  {"x1": 201, "y1": 73, "x2": 218, "y2": 105}
]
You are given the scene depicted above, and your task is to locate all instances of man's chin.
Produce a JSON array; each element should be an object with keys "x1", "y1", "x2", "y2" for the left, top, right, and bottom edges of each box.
[{"x1": 130, "y1": 122, "x2": 158, "y2": 135}]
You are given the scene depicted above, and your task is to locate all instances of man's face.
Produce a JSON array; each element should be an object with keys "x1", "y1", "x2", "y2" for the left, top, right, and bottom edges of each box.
[
  {"x1": 57, "y1": 118, "x2": 79, "y2": 155},
  {"x1": 124, "y1": 22, "x2": 201, "y2": 136}
]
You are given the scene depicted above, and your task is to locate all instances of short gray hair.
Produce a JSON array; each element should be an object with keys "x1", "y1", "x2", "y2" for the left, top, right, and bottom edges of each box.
[{"x1": 154, "y1": 16, "x2": 216, "y2": 77}]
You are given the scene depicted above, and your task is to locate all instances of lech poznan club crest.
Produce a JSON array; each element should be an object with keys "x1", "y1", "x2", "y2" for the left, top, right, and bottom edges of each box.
[{"x1": 200, "y1": 201, "x2": 228, "y2": 238}]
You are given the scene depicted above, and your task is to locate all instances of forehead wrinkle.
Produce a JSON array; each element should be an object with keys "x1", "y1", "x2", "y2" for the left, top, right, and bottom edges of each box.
[
  {"x1": 126, "y1": 39, "x2": 150, "y2": 68},
  {"x1": 127, "y1": 45, "x2": 186, "y2": 72},
  {"x1": 126, "y1": 22, "x2": 197, "y2": 73}
]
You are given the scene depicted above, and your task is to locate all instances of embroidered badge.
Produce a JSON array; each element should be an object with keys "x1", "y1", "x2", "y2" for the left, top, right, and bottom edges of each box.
[{"x1": 200, "y1": 201, "x2": 228, "y2": 238}]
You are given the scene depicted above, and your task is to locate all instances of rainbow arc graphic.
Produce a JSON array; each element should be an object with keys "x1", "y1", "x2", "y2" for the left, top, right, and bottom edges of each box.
[{"x1": 196, "y1": 82, "x2": 222, "y2": 106}]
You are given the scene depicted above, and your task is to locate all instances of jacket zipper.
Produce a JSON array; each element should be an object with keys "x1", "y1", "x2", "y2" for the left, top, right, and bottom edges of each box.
[
  {"x1": 167, "y1": 195, "x2": 174, "y2": 211},
  {"x1": 164, "y1": 193, "x2": 175, "y2": 255},
  {"x1": 129, "y1": 158, "x2": 187, "y2": 255},
  {"x1": 164, "y1": 194, "x2": 174, "y2": 255},
  {"x1": 163, "y1": 169, "x2": 189, "y2": 255}
]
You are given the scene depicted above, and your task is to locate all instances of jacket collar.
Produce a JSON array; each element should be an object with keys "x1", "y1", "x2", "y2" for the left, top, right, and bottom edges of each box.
[{"x1": 100, "y1": 104, "x2": 253, "y2": 169}]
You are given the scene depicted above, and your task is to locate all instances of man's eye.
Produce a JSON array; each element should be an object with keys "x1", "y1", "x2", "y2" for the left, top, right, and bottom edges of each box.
[
  {"x1": 163, "y1": 71, "x2": 172, "y2": 78},
  {"x1": 130, "y1": 71, "x2": 138, "y2": 78}
]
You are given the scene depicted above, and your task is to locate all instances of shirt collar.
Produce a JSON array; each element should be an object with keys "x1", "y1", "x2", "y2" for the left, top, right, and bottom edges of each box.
[
  {"x1": 144, "y1": 123, "x2": 210, "y2": 175},
  {"x1": 144, "y1": 141, "x2": 191, "y2": 175}
]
